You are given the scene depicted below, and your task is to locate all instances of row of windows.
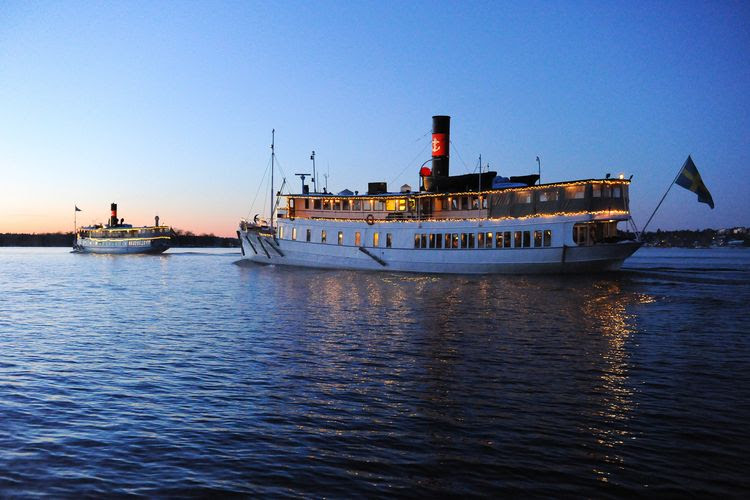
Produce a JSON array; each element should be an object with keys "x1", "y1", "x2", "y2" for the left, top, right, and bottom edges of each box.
[
  {"x1": 303, "y1": 198, "x2": 414, "y2": 212},
  {"x1": 414, "y1": 230, "x2": 552, "y2": 249},
  {"x1": 278, "y1": 226, "x2": 552, "y2": 250}
]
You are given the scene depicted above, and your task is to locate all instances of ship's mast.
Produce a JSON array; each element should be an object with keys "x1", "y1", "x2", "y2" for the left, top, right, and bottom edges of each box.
[{"x1": 268, "y1": 129, "x2": 276, "y2": 230}]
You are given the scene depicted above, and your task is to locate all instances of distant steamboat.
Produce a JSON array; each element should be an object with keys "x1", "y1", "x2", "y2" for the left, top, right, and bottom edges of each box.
[
  {"x1": 74, "y1": 203, "x2": 172, "y2": 254},
  {"x1": 238, "y1": 116, "x2": 641, "y2": 274}
]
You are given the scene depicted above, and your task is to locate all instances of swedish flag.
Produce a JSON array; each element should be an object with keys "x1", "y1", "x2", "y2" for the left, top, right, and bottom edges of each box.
[{"x1": 675, "y1": 155, "x2": 714, "y2": 209}]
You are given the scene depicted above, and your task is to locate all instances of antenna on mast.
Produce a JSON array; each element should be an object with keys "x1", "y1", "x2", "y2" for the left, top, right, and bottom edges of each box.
[{"x1": 310, "y1": 151, "x2": 317, "y2": 193}]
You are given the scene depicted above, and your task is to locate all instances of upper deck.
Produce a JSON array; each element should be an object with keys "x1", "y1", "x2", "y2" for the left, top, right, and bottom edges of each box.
[{"x1": 280, "y1": 179, "x2": 631, "y2": 223}]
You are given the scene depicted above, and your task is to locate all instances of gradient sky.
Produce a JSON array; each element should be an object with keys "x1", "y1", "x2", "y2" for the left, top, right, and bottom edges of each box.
[{"x1": 2, "y1": 0, "x2": 748, "y2": 237}]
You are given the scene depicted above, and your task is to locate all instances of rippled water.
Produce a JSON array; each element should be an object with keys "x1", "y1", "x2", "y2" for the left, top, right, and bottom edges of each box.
[{"x1": 1, "y1": 247, "x2": 748, "y2": 496}]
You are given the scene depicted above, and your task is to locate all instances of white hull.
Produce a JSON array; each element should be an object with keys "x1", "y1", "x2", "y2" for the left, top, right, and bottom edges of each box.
[
  {"x1": 74, "y1": 239, "x2": 169, "y2": 254},
  {"x1": 237, "y1": 218, "x2": 641, "y2": 274}
]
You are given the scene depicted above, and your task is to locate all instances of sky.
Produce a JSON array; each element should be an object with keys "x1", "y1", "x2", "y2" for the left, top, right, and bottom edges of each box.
[{"x1": 1, "y1": 0, "x2": 748, "y2": 237}]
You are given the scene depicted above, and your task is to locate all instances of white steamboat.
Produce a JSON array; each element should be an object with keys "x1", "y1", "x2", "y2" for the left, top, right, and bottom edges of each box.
[
  {"x1": 74, "y1": 203, "x2": 172, "y2": 254},
  {"x1": 238, "y1": 116, "x2": 640, "y2": 274}
]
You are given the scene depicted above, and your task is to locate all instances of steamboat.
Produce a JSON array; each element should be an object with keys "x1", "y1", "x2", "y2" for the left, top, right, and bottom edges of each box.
[
  {"x1": 237, "y1": 116, "x2": 641, "y2": 273},
  {"x1": 74, "y1": 203, "x2": 172, "y2": 254}
]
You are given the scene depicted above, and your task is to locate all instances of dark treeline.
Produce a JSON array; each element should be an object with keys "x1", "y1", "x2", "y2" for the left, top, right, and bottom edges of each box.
[{"x1": 0, "y1": 231, "x2": 239, "y2": 248}]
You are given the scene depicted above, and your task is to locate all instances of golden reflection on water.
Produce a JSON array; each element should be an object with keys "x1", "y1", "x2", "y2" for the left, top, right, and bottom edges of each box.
[{"x1": 580, "y1": 280, "x2": 654, "y2": 483}]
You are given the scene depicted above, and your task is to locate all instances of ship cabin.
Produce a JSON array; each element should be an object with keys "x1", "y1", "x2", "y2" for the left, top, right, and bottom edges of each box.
[{"x1": 277, "y1": 178, "x2": 632, "y2": 247}]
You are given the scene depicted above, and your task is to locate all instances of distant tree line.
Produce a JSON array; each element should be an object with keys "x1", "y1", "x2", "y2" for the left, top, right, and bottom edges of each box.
[{"x1": 0, "y1": 231, "x2": 239, "y2": 248}]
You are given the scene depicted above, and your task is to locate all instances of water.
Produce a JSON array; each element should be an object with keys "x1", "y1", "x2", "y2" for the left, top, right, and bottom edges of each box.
[{"x1": 1, "y1": 247, "x2": 748, "y2": 496}]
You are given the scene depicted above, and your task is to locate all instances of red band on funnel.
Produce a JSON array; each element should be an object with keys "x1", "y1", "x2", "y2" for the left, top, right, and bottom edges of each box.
[{"x1": 431, "y1": 133, "x2": 446, "y2": 157}]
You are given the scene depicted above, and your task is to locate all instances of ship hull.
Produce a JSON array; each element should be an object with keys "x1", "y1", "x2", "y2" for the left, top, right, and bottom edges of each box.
[
  {"x1": 237, "y1": 221, "x2": 641, "y2": 275},
  {"x1": 73, "y1": 240, "x2": 170, "y2": 255}
]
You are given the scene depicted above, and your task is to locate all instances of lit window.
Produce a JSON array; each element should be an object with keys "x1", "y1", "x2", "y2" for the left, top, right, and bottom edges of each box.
[
  {"x1": 452, "y1": 233, "x2": 459, "y2": 249},
  {"x1": 399, "y1": 199, "x2": 407, "y2": 211},
  {"x1": 414, "y1": 234, "x2": 420, "y2": 248},
  {"x1": 485, "y1": 232, "x2": 493, "y2": 248},
  {"x1": 495, "y1": 232, "x2": 503, "y2": 248},
  {"x1": 533, "y1": 230, "x2": 542, "y2": 247},
  {"x1": 279, "y1": 226, "x2": 284, "y2": 239},
  {"x1": 565, "y1": 186, "x2": 585, "y2": 199},
  {"x1": 338, "y1": 231, "x2": 343, "y2": 245},
  {"x1": 333, "y1": 200, "x2": 342, "y2": 211},
  {"x1": 355, "y1": 231, "x2": 361, "y2": 246},
  {"x1": 514, "y1": 231, "x2": 522, "y2": 248},
  {"x1": 543, "y1": 229, "x2": 551, "y2": 247},
  {"x1": 373, "y1": 232, "x2": 379, "y2": 247},
  {"x1": 292, "y1": 227, "x2": 297, "y2": 241},
  {"x1": 321, "y1": 230, "x2": 327, "y2": 243},
  {"x1": 478, "y1": 232, "x2": 485, "y2": 247},
  {"x1": 386, "y1": 199, "x2": 397, "y2": 211},
  {"x1": 517, "y1": 191, "x2": 532, "y2": 203},
  {"x1": 322, "y1": 199, "x2": 331, "y2": 210},
  {"x1": 429, "y1": 233, "x2": 436, "y2": 248}
]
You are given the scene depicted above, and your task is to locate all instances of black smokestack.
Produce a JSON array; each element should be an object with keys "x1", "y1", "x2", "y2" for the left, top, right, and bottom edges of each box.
[
  {"x1": 431, "y1": 115, "x2": 450, "y2": 177},
  {"x1": 110, "y1": 203, "x2": 118, "y2": 227}
]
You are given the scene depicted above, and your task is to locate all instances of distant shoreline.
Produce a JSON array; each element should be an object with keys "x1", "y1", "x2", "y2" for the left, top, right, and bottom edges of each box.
[
  {"x1": 2, "y1": 229, "x2": 746, "y2": 248},
  {"x1": 0, "y1": 232, "x2": 239, "y2": 248}
]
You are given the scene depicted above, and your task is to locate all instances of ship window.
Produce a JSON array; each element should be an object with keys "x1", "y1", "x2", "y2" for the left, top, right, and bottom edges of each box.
[
  {"x1": 414, "y1": 234, "x2": 420, "y2": 248},
  {"x1": 304, "y1": 199, "x2": 310, "y2": 209},
  {"x1": 355, "y1": 231, "x2": 361, "y2": 246},
  {"x1": 523, "y1": 231, "x2": 531, "y2": 247},
  {"x1": 485, "y1": 232, "x2": 493, "y2": 248},
  {"x1": 314, "y1": 199, "x2": 321, "y2": 209},
  {"x1": 322, "y1": 199, "x2": 331, "y2": 210},
  {"x1": 292, "y1": 227, "x2": 297, "y2": 241},
  {"x1": 592, "y1": 185, "x2": 602, "y2": 198},
  {"x1": 471, "y1": 196, "x2": 479, "y2": 209},
  {"x1": 386, "y1": 199, "x2": 397, "y2": 211},
  {"x1": 353, "y1": 200, "x2": 362, "y2": 211},
  {"x1": 504, "y1": 232, "x2": 511, "y2": 247},
  {"x1": 375, "y1": 200, "x2": 385, "y2": 211},
  {"x1": 517, "y1": 191, "x2": 532, "y2": 203},
  {"x1": 343, "y1": 199, "x2": 351, "y2": 210},
  {"x1": 514, "y1": 231, "x2": 522, "y2": 248},
  {"x1": 573, "y1": 224, "x2": 588, "y2": 245},
  {"x1": 452, "y1": 233, "x2": 459, "y2": 249},
  {"x1": 333, "y1": 200, "x2": 342, "y2": 211},
  {"x1": 306, "y1": 229, "x2": 311, "y2": 242},
  {"x1": 478, "y1": 232, "x2": 485, "y2": 247},
  {"x1": 279, "y1": 226, "x2": 284, "y2": 239},
  {"x1": 613, "y1": 186, "x2": 622, "y2": 198},
  {"x1": 435, "y1": 233, "x2": 443, "y2": 248},
  {"x1": 468, "y1": 233, "x2": 475, "y2": 248},
  {"x1": 460, "y1": 233, "x2": 467, "y2": 248},
  {"x1": 434, "y1": 198, "x2": 442, "y2": 211},
  {"x1": 429, "y1": 233, "x2": 435, "y2": 248},
  {"x1": 386, "y1": 233, "x2": 392, "y2": 248},
  {"x1": 461, "y1": 197, "x2": 470, "y2": 210},
  {"x1": 421, "y1": 234, "x2": 427, "y2": 248},
  {"x1": 482, "y1": 197, "x2": 488, "y2": 209},
  {"x1": 399, "y1": 199, "x2": 407, "y2": 211},
  {"x1": 321, "y1": 230, "x2": 327, "y2": 243},
  {"x1": 495, "y1": 232, "x2": 503, "y2": 248},
  {"x1": 338, "y1": 231, "x2": 343, "y2": 245},
  {"x1": 373, "y1": 232, "x2": 379, "y2": 247},
  {"x1": 539, "y1": 189, "x2": 558, "y2": 202},
  {"x1": 565, "y1": 185, "x2": 585, "y2": 199},
  {"x1": 451, "y1": 198, "x2": 458, "y2": 210},
  {"x1": 533, "y1": 230, "x2": 542, "y2": 247},
  {"x1": 544, "y1": 229, "x2": 552, "y2": 246},
  {"x1": 363, "y1": 199, "x2": 373, "y2": 211}
]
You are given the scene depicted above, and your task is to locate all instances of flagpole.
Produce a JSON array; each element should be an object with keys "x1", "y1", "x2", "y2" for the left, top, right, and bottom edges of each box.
[{"x1": 639, "y1": 162, "x2": 685, "y2": 238}]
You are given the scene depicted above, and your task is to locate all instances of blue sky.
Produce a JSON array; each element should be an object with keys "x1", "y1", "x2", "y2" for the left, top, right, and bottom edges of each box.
[{"x1": 1, "y1": 0, "x2": 748, "y2": 235}]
